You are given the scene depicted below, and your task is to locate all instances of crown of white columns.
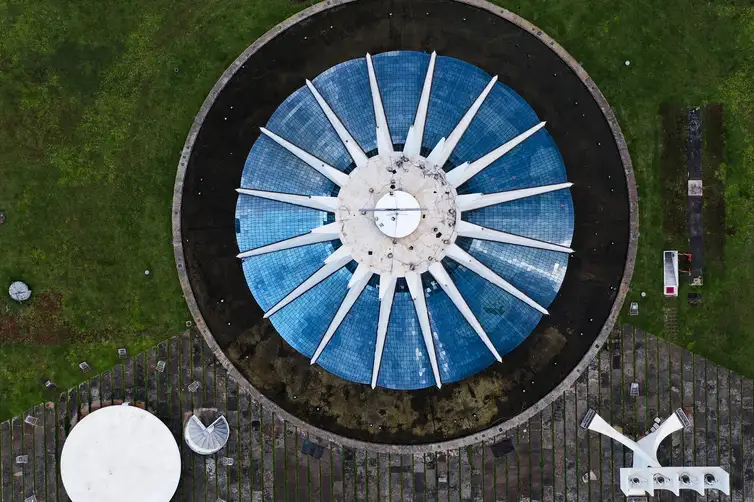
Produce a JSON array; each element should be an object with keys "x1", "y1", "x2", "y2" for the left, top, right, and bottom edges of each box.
[
  {"x1": 582, "y1": 408, "x2": 729, "y2": 496},
  {"x1": 237, "y1": 52, "x2": 574, "y2": 389}
]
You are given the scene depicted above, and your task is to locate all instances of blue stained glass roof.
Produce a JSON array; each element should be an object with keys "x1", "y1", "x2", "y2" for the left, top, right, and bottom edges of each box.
[
  {"x1": 372, "y1": 51, "x2": 429, "y2": 146},
  {"x1": 377, "y1": 288, "x2": 434, "y2": 389},
  {"x1": 235, "y1": 51, "x2": 574, "y2": 390},
  {"x1": 317, "y1": 283, "x2": 379, "y2": 385},
  {"x1": 313, "y1": 58, "x2": 378, "y2": 155},
  {"x1": 264, "y1": 87, "x2": 353, "y2": 173},
  {"x1": 423, "y1": 57, "x2": 490, "y2": 157},
  {"x1": 462, "y1": 190, "x2": 575, "y2": 246}
]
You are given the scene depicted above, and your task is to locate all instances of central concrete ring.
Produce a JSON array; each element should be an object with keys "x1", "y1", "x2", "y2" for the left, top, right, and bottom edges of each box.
[
  {"x1": 373, "y1": 190, "x2": 421, "y2": 238},
  {"x1": 335, "y1": 154, "x2": 459, "y2": 275}
]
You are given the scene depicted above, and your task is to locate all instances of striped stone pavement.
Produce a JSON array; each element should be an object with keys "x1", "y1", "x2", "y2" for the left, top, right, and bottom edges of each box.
[{"x1": 1, "y1": 326, "x2": 752, "y2": 501}]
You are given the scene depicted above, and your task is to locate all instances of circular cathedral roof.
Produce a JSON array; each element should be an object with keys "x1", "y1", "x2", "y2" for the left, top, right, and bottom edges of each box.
[
  {"x1": 235, "y1": 51, "x2": 574, "y2": 390},
  {"x1": 174, "y1": 0, "x2": 637, "y2": 448}
]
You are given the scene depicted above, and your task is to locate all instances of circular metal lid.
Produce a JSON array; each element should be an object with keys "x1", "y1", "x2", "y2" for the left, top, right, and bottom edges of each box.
[{"x1": 9, "y1": 281, "x2": 31, "y2": 302}]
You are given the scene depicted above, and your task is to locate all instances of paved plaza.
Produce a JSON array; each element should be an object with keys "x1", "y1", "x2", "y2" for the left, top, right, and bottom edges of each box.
[{"x1": 2, "y1": 326, "x2": 752, "y2": 501}]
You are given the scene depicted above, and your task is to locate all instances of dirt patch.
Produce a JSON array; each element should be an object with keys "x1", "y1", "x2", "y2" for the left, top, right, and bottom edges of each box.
[
  {"x1": 702, "y1": 104, "x2": 725, "y2": 274},
  {"x1": 0, "y1": 291, "x2": 75, "y2": 344},
  {"x1": 659, "y1": 104, "x2": 688, "y2": 248}
]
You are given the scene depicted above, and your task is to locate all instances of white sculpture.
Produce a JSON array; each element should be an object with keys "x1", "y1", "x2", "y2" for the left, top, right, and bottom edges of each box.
[{"x1": 582, "y1": 408, "x2": 729, "y2": 496}]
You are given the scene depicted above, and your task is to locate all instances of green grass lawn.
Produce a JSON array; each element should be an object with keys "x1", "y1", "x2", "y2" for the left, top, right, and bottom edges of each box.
[{"x1": 1, "y1": 0, "x2": 753, "y2": 420}]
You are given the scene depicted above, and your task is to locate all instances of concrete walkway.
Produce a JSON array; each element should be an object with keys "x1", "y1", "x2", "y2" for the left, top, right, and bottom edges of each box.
[{"x1": 1, "y1": 327, "x2": 752, "y2": 501}]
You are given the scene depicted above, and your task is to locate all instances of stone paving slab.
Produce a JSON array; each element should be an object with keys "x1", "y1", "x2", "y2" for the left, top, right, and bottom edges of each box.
[
  {"x1": 2, "y1": 327, "x2": 752, "y2": 501},
  {"x1": 598, "y1": 347, "x2": 612, "y2": 502}
]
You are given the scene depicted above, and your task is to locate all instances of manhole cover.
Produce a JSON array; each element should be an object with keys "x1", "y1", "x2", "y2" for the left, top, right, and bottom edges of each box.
[{"x1": 9, "y1": 281, "x2": 31, "y2": 302}]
